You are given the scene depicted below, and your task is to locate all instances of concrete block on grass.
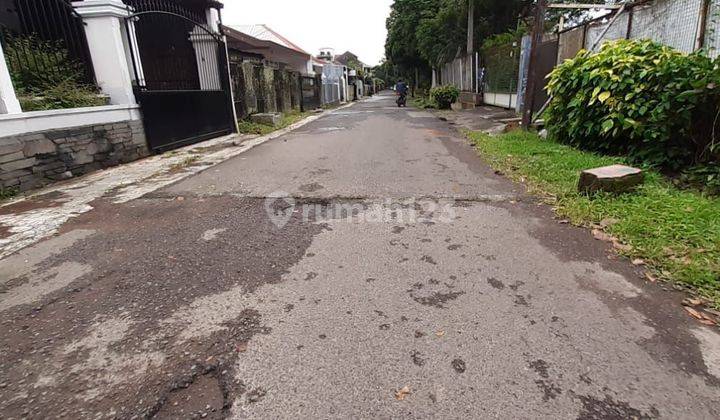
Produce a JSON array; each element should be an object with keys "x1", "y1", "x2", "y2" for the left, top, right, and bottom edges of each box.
[
  {"x1": 578, "y1": 164, "x2": 644, "y2": 194},
  {"x1": 250, "y1": 113, "x2": 281, "y2": 127}
]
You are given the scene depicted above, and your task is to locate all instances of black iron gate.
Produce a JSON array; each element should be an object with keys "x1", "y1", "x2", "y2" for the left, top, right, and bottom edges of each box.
[
  {"x1": 530, "y1": 37, "x2": 559, "y2": 114},
  {"x1": 301, "y1": 75, "x2": 321, "y2": 111},
  {"x1": 124, "y1": 1, "x2": 235, "y2": 152}
]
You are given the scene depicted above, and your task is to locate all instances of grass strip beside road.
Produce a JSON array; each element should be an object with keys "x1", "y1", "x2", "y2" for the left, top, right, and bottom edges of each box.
[
  {"x1": 237, "y1": 110, "x2": 311, "y2": 136},
  {"x1": 0, "y1": 187, "x2": 19, "y2": 202},
  {"x1": 469, "y1": 130, "x2": 720, "y2": 308}
]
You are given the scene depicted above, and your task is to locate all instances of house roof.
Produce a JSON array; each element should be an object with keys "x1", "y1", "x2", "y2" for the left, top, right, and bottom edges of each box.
[
  {"x1": 313, "y1": 56, "x2": 345, "y2": 67},
  {"x1": 335, "y1": 51, "x2": 367, "y2": 68},
  {"x1": 223, "y1": 25, "x2": 270, "y2": 51},
  {"x1": 231, "y1": 24, "x2": 309, "y2": 55}
]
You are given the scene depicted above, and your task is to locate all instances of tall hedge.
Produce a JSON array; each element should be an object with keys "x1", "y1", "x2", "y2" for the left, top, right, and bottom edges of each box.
[{"x1": 546, "y1": 40, "x2": 720, "y2": 171}]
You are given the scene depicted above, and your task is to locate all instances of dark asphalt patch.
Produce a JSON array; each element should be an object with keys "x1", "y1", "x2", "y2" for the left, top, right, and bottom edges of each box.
[
  {"x1": 576, "y1": 394, "x2": 658, "y2": 420},
  {"x1": 412, "y1": 290, "x2": 465, "y2": 309},
  {"x1": 0, "y1": 190, "x2": 66, "y2": 215},
  {"x1": 451, "y1": 358, "x2": 466, "y2": 374},
  {"x1": 529, "y1": 359, "x2": 550, "y2": 379},
  {"x1": 487, "y1": 277, "x2": 505, "y2": 290},
  {"x1": 299, "y1": 182, "x2": 325, "y2": 193},
  {"x1": 411, "y1": 350, "x2": 425, "y2": 366},
  {"x1": 514, "y1": 295, "x2": 530, "y2": 306},
  {"x1": 0, "y1": 224, "x2": 10, "y2": 239},
  {"x1": 0, "y1": 195, "x2": 327, "y2": 418},
  {"x1": 535, "y1": 380, "x2": 562, "y2": 402},
  {"x1": 421, "y1": 255, "x2": 437, "y2": 265}
]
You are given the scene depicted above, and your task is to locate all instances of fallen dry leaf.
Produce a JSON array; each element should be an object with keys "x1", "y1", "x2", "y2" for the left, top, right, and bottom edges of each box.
[
  {"x1": 685, "y1": 307, "x2": 704, "y2": 320},
  {"x1": 612, "y1": 241, "x2": 632, "y2": 253},
  {"x1": 395, "y1": 386, "x2": 411, "y2": 401},
  {"x1": 682, "y1": 298, "x2": 704, "y2": 307},
  {"x1": 684, "y1": 307, "x2": 716, "y2": 325},
  {"x1": 435, "y1": 330, "x2": 445, "y2": 337},
  {"x1": 592, "y1": 229, "x2": 613, "y2": 243},
  {"x1": 631, "y1": 259, "x2": 645, "y2": 266},
  {"x1": 644, "y1": 273, "x2": 657, "y2": 283}
]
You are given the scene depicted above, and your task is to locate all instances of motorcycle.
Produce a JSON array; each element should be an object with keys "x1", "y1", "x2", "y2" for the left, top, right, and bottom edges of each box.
[{"x1": 396, "y1": 92, "x2": 407, "y2": 107}]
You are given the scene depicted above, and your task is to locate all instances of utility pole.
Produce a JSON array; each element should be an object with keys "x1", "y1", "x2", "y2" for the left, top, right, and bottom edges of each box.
[
  {"x1": 696, "y1": 0, "x2": 711, "y2": 51},
  {"x1": 467, "y1": 0, "x2": 475, "y2": 94},
  {"x1": 467, "y1": 0, "x2": 474, "y2": 56},
  {"x1": 521, "y1": 0, "x2": 548, "y2": 130}
]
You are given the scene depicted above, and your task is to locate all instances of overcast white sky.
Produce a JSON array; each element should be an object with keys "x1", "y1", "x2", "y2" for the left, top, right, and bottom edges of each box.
[{"x1": 222, "y1": 0, "x2": 394, "y2": 66}]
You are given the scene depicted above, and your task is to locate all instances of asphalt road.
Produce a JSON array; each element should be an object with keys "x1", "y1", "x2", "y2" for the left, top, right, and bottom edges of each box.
[{"x1": 1, "y1": 93, "x2": 719, "y2": 419}]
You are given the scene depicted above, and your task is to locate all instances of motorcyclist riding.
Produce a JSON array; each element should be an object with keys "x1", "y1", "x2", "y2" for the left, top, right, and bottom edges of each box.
[{"x1": 395, "y1": 79, "x2": 408, "y2": 107}]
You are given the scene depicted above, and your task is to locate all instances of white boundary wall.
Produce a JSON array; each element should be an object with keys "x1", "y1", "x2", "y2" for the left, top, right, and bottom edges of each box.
[{"x1": 0, "y1": 105, "x2": 142, "y2": 137}]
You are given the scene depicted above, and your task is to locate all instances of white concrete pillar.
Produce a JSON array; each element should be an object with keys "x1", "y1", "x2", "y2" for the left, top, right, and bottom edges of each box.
[
  {"x1": 189, "y1": 28, "x2": 221, "y2": 91},
  {"x1": 0, "y1": 40, "x2": 22, "y2": 114},
  {"x1": 72, "y1": 0, "x2": 136, "y2": 105},
  {"x1": 206, "y1": 8, "x2": 221, "y2": 33}
]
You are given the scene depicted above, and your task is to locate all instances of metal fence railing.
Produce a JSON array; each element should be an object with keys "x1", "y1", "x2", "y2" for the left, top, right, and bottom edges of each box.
[
  {"x1": 438, "y1": 53, "x2": 479, "y2": 93},
  {"x1": 0, "y1": 0, "x2": 95, "y2": 93},
  {"x1": 561, "y1": 0, "x2": 717, "y2": 59},
  {"x1": 482, "y1": 43, "x2": 521, "y2": 109}
]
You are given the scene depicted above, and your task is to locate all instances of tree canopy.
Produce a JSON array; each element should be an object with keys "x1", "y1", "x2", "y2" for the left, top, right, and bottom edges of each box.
[{"x1": 382, "y1": 0, "x2": 614, "y2": 86}]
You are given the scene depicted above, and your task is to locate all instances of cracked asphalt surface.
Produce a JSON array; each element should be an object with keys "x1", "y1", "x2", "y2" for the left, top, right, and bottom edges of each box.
[{"x1": 1, "y1": 92, "x2": 719, "y2": 419}]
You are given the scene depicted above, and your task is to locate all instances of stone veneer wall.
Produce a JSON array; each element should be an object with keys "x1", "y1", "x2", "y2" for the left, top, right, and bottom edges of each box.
[{"x1": 0, "y1": 119, "x2": 149, "y2": 192}]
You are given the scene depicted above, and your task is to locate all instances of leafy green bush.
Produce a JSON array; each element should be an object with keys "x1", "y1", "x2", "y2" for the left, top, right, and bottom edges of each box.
[
  {"x1": 19, "y1": 80, "x2": 108, "y2": 111},
  {"x1": 3, "y1": 35, "x2": 102, "y2": 110},
  {"x1": 481, "y1": 28, "x2": 524, "y2": 51},
  {"x1": 679, "y1": 163, "x2": 720, "y2": 196},
  {"x1": 0, "y1": 187, "x2": 18, "y2": 201},
  {"x1": 546, "y1": 39, "x2": 720, "y2": 171},
  {"x1": 430, "y1": 85, "x2": 460, "y2": 109},
  {"x1": 4, "y1": 35, "x2": 82, "y2": 93},
  {"x1": 411, "y1": 96, "x2": 438, "y2": 109}
]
